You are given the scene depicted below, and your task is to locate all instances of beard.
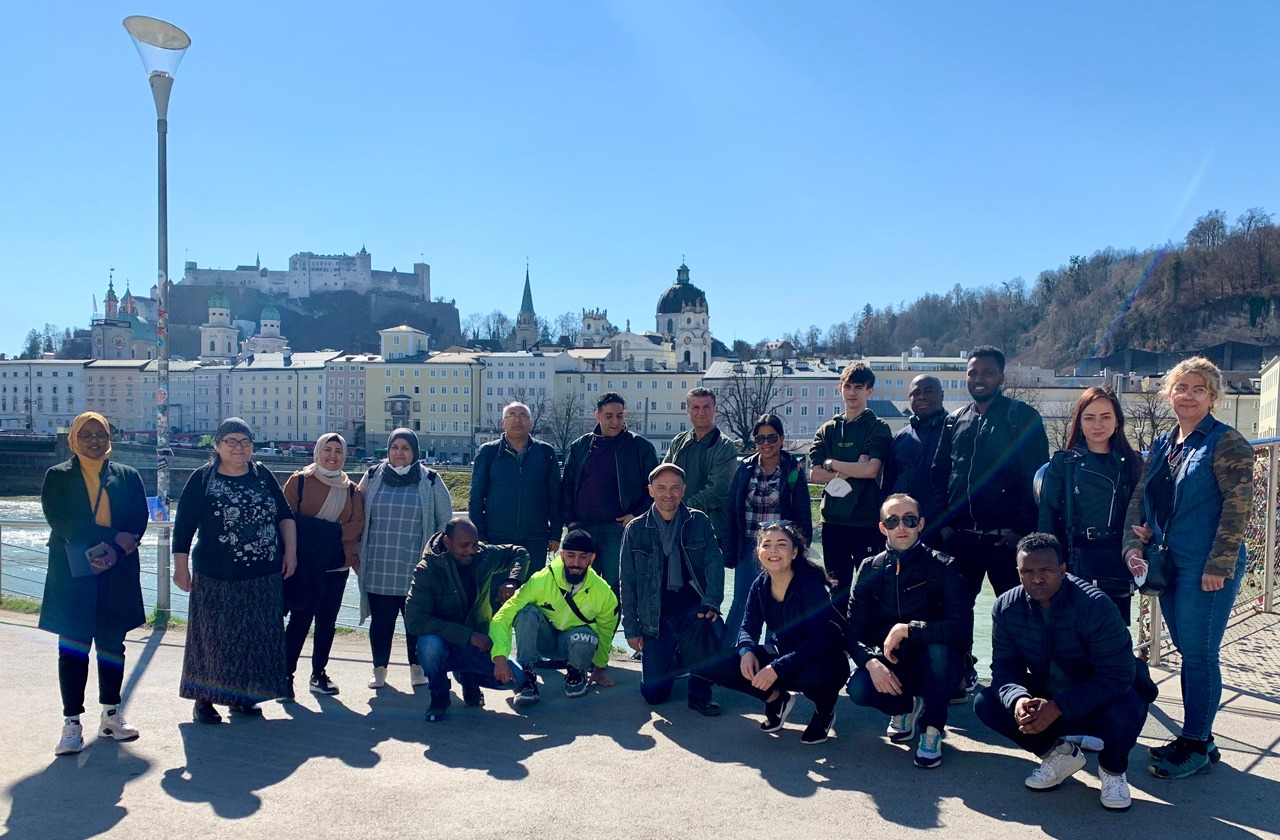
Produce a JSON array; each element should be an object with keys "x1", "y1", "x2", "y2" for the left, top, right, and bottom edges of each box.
[{"x1": 563, "y1": 566, "x2": 588, "y2": 585}]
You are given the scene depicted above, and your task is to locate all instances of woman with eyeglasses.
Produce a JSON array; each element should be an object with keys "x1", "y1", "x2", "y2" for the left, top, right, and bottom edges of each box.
[
  {"x1": 722, "y1": 414, "x2": 813, "y2": 640},
  {"x1": 172, "y1": 418, "x2": 297, "y2": 724},
  {"x1": 707, "y1": 521, "x2": 848, "y2": 744},
  {"x1": 355, "y1": 429, "x2": 452, "y2": 690},
  {"x1": 1035, "y1": 386, "x2": 1143, "y2": 623},
  {"x1": 40, "y1": 412, "x2": 149, "y2": 755},
  {"x1": 1122, "y1": 357, "x2": 1255, "y2": 778}
]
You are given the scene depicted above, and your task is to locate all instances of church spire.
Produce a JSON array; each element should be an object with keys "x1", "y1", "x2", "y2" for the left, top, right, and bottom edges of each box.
[{"x1": 519, "y1": 265, "x2": 535, "y2": 317}]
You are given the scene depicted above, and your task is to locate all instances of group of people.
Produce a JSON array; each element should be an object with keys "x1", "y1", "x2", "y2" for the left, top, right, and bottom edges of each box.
[{"x1": 37, "y1": 349, "x2": 1254, "y2": 815}]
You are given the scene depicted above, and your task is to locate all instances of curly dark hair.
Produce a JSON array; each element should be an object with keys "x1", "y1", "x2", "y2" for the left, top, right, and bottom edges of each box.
[
  {"x1": 755, "y1": 521, "x2": 833, "y2": 584},
  {"x1": 1016, "y1": 531, "x2": 1063, "y2": 564}
]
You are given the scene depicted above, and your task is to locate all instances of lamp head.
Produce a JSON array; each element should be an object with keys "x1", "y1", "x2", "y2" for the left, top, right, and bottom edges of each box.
[{"x1": 123, "y1": 16, "x2": 190, "y2": 118}]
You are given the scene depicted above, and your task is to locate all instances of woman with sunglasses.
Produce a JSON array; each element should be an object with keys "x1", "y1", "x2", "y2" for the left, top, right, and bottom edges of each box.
[
  {"x1": 1035, "y1": 386, "x2": 1142, "y2": 623},
  {"x1": 708, "y1": 521, "x2": 848, "y2": 744},
  {"x1": 173, "y1": 418, "x2": 297, "y2": 724},
  {"x1": 722, "y1": 414, "x2": 813, "y2": 640},
  {"x1": 40, "y1": 411, "x2": 149, "y2": 755}
]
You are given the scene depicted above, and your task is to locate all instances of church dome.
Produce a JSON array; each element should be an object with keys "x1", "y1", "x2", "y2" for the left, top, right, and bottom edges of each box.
[
  {"x1": 656, "y1": 263, "x2": 707, "y2": 315},
  {"x1": 261, "y1": 303, "x2": 281, "y2": 321},
  {"x1": 208, "y1": 289, "x2": 230, "y2": 309}
]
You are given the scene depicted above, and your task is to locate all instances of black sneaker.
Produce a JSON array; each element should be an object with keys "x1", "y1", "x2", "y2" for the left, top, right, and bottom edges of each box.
[
  {"x1": 1149, "y1": 734, "x2": 1221, "y2": 764},
  {"x1": 461, "y1": 682, "x2": 485, "y2": 707},
  {"x1": 801, "y1": 711, "x2": 836, "y2": 745},
  {"x1": 760, "y1": 691, "x2": 796, "y2": 733},
  {"x1": 280, "y1": 681, "x2": 296, "y2": 703},
  {"x1": 425, "y1": 692, "x2": 451, "y2": 722},
  {"x1": 230, "y1": 703, "x2": 263, "y2": 717},
  {"x1": 309, "y1": 673, "x2": 340, "y2": 696},
  {"x1": 514, "y1": 671, "x2": 540, "y2": 706},
  {"x1": 688, "y1": 698, "x2": 722, "y2": 717},
  {"x1": 564, "y1": 667, "x2": 589, "y2": 698}
]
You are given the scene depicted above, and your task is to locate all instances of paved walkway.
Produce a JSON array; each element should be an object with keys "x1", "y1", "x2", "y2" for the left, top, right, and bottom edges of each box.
[{"x1": 2, "y1": 608, "x2": 1278, "y2": 840}]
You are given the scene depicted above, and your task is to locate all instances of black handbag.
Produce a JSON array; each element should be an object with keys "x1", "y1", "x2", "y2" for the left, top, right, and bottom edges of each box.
[
  {"x1": 1139, "y1": 540, "x2": 1171, "y2": 596},
  {"x1": 678, "y1": 614, "x2": 727, "y2": 671}
]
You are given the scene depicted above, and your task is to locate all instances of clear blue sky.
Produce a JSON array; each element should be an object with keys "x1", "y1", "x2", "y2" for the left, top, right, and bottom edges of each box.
[{"x1": 4, "y1": 2, "x2": 1278, "y2": 356}]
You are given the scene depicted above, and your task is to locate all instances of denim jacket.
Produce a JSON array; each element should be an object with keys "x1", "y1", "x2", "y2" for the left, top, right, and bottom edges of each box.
[{"x1": 620, "y1": 504, "x2": 725, "y2": 639}]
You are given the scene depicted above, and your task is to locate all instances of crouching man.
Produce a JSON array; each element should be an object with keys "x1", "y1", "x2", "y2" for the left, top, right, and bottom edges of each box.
[
  {"x1": 620, "y1": 463, "x2": 726, "y2": 716},
  {"x1": 405, "y1": 517, "x2": 528, "y2": 722},
  {"x1": 974, "y1": 533, "x2": 1146, "y2": 812},
  {"x1": 846, "y1": 493, "x2": 971, "y2": 768},
  {"x1": 489, "y1": 529, "x2": 620, "y2": 704}
]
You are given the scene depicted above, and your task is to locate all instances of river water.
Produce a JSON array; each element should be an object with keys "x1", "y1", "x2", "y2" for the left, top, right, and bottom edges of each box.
[{"x1": 1, "y1": 497, "x2": 994, "y2": 673}]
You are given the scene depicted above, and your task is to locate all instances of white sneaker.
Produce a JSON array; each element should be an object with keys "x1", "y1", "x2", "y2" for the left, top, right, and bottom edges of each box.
[
  {"x1": 1064, "y1": 734, "x2": 1104, "y2": 752},
  {"x1": 99, "y1": 708, "x2": 140, "y2": 741},
  {"x1": 368, "y1": 666, "x2": 388, "y2": 689},
  {"x1": 55, "y1": 719, "x2": 84, "y2": 756},
  {"x1": 887, "y1": 696, "x2": 924, "y2": 743},
  {"x1": 1099, "y1": 768, "x2": 1132, "y2": 811},
  {"x1": 409, "y1": 664, "x2": 429, "y2": 687},
  {"x1": 1025, "y1": 741, "x2": 1086, "y2": 790}
]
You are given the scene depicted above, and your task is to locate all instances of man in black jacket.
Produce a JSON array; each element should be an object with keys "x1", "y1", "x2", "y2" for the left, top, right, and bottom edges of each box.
[
  {"x1": 846, "y1": 494, "x2": 971, "y2": 768},
  {"x1": 561, "y1": 393, "x2": 659, "y2": 594},
  {"x1": 881, "y1": 376, "x2": 946, "y2": 526},
  {"x1": 929, "y1": 346, "x2": 1049, "y2": 697},
  {"x1": 974, "y1": 533, "x2": 1145, "y2": 812}
]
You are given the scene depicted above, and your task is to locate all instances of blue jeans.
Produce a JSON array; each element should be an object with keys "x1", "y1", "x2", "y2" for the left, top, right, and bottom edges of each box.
[
  {"x1": 1160, "y1": 548, "x2": 1247, "y2": 740},
  {"x1": 640, "y1": 603, "x2": 714, "y2": 705},
  {"x1": 724, "y1": 545, "x2": 762, "y2": 646},
  {"x1": 847, "y1": 643, "x2": 963, "y2": 733},
  {"x1": 415, "y1": 635, "x2": 521, "y2": 696},
  {"x1": 975, "y1": 685, "x2": 1147, "y2": 774}
]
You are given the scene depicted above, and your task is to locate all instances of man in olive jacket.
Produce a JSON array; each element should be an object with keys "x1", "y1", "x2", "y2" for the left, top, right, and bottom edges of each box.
[
  {"x1": 662, "y1": 387, "x2": 738, "y2": 540},
  {"x1": 405, "y1": 517, "x2": 528, "y2": 721}
]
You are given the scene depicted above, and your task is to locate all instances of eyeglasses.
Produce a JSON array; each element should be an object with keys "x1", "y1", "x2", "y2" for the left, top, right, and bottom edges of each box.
[
  {"x1": 760, "y1": 520, "x2": 794, "y2": 529},
  {"x1": 220, "y1": 438, "x2": 254, "y2": 449},
  {"x1": 753, "y1": 433, "x2": 781, "y2": 445},
  {"x1": 882, "y1": 514, "x2": 922, "y2": 529},
  {"x1": 1171, "y1": 385, "x2": 1210, "y2": 398},
  {"x1": 77, "y1": 432, "x2": 109, "y2": 442}
]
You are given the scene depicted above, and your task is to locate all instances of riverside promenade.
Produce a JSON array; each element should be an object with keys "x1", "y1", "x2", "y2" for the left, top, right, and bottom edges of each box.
[{"x1": 2, "y1": 610, "x2": 1278, "y2": 839}]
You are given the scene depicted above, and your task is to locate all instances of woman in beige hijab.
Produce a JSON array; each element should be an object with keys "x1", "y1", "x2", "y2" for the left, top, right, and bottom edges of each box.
[
  {"x1": 39, "y1": 411, "x2": 148, "y2": 755},
  {"x1": 280, "y1": 433, "x2": 364, "y2": 697}
]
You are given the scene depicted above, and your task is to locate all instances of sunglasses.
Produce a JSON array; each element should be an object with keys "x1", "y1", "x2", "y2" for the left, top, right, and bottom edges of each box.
[
  {"x1": 882, "y1": 514, "x2": 922, "y2": 529},
  {"x1": 753, "y1": 433, "x2": 781, "y2": 445},
  {"x1": 77, "y1": 432, "x2": 109, "y2": 442}
]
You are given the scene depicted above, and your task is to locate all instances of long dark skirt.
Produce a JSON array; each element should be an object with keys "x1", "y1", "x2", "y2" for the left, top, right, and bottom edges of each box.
[{"x1": 180, "y1": 573, "x2": 287, "y2": 706}]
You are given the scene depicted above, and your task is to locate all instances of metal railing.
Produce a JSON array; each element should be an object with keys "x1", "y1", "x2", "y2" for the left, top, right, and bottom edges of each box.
[{"x1": 6, "y1": 442, "x2": 1278, "y2": 653}]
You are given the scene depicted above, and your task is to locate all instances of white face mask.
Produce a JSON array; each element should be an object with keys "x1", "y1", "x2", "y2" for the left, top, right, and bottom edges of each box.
[
  {"x1": 389, "y1": 463, "x2": 413, "y2": 476},
  {"x1": 315, "y1": 465, "x2": 344, "y2": 478}
]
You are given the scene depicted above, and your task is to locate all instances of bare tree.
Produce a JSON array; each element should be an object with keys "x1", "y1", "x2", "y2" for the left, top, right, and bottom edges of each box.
[
  {"x1": 1124, "y1": 388, "x2": 1174, "y2": 454},
  {"x1": 553, "y1": 311, "x2": 581, "y2": 346},
  {"x1": 480, "y1": 387, "x2": 553, "y2": 436},
  {"x1": 713, "y1": 363, "x2": 794, "y2": 453},
  {"x1": 544, "y1": 391, "x2": 590, "y2": 456}
]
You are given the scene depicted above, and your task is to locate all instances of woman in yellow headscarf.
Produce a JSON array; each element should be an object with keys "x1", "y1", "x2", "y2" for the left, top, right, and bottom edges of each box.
[{"x1": 39, "y1": 411, "x2": 149, "y2": 756}]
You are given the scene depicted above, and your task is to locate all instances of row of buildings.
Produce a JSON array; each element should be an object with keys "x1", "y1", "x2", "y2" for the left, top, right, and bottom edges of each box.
[{"x1": 0, "y1": 335, "x2": 1267, "y2": 460}]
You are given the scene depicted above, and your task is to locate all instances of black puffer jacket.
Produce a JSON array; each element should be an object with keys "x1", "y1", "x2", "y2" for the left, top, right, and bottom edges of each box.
[
  {"x1": 739, "y1": 564, "x2": 845, "y2": 681},
  {"x1": 990, "y1": 575, "x2": 1135, "y2": 719},
  {"x1": 845, "y1": 541, "x2": 972, "y2": 668}
]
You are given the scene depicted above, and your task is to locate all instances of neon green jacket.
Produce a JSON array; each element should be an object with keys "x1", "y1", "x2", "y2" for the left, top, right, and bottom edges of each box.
[{"x1": 489, "y1": 556, "x2": 620, "y2": 669}]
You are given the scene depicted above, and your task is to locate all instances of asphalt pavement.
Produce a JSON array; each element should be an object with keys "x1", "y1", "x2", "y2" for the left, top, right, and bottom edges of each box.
[{"x1": 2, "y1": 609, "x2": 1278, "y2": 840}]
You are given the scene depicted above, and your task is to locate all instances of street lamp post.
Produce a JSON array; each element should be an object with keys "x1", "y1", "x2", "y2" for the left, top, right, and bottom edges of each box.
[{"x1": 124, "y1": 15, "x2": 190, "y2": 621}]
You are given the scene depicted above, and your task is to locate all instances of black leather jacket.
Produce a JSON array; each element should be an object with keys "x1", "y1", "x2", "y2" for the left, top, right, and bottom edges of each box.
[{"x1": 845, "y1": 541, "x2": 972, "y2": 669}]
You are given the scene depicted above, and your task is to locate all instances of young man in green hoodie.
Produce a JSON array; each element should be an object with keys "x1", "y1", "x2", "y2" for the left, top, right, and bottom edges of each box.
[
  {"x1": 810, "y1": 361, "x2": 893, "y2": 612},
  {"x1": 489, "y1": 529, "x2": 621, "y2": 705}
]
